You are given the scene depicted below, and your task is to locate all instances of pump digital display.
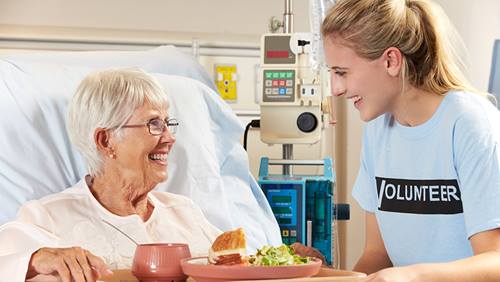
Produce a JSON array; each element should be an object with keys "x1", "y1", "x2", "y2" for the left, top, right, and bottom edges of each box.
[
  {"x1": 272, "y1": 195, "x2": 292, "y2": 203},
  {"x1": 272, "y1": 206, "x2": 292, "y2": 214},
  {"x1": 263, "y1": 35, "x2": 295, "y2": 64},
  {"x1": 266, "y1": 50, "x2": 289, "y2": 58},
  {"x1": 278, "y1": 218, "x2": 292, "y2": 224}
]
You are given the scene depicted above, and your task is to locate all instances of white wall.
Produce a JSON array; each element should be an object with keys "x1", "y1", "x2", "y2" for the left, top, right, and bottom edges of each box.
[
  {"x1": 434, "y1": 0, "x2": 500, "y2": 91},
  {"x1": 1, "y1": 0, "x2": 498, "y2": 271},
  {"x1": 0, "y1": 0, "x2": 311, "y2": 35}
]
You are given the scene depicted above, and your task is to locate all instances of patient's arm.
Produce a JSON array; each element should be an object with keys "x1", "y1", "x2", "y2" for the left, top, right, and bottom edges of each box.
[
  {"x1": 26, "y1": 247, "x2": 112, "y2": 282},
  {"x1": 0, "y1": 218, "x2": 111, "y2": 282},
  {"x1": 0, "y1": 222, "x2": 56, "y2": 282},
  {"x1": 290, "y1": 242, "x2": 327, "y2": 265}
]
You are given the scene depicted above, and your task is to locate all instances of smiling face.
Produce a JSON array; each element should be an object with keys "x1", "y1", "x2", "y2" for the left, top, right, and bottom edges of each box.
[
  {"x1": 323, "y1": 36, "x2": 403, "y2": 122},
  {"x1": 108, "y1": 102, "x2": 176, "y2": 187}
]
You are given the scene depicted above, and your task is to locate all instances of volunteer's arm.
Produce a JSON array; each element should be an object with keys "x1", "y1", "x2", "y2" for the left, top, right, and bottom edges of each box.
[{"x1": 360, "y1": 226, "x2": 500, "y2": 281}]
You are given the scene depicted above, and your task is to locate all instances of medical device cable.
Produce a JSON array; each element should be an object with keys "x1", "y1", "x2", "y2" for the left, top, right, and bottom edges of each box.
[
  {"x1": 101, "y1": 219, "x2": 139, "y2": 246},
  {"x1": 243, "y1": 119, "x2": 260, "y2": 151}
]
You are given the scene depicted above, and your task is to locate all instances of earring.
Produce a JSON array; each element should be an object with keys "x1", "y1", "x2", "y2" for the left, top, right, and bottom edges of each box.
[{"x1": 108, "y1": 150, "x2": 116, "y2": 159}]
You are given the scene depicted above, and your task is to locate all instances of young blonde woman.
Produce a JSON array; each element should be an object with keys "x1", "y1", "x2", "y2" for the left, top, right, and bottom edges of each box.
[{"x1": 322, "y1": 0, "x2": 500, "y2": 281}]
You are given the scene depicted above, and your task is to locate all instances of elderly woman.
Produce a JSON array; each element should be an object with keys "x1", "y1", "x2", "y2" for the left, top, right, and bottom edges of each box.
[{"x1": 0, "y1": 68, "x2": 221, "y2": 281}]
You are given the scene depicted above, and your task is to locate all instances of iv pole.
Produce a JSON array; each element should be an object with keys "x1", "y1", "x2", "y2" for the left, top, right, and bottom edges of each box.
[{"x1": 282, "y1": 0, "x2": 294, "y2": 176}]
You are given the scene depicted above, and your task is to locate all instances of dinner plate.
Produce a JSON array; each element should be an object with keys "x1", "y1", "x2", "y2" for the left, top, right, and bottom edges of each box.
[{"x1": 181, "y1": 256, "x2": 322, "y2": 282}]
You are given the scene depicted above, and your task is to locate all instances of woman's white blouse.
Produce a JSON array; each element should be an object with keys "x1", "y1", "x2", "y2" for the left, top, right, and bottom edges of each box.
[{"x1": 0, "y1": 177, "x2": 221, "y2": 280}]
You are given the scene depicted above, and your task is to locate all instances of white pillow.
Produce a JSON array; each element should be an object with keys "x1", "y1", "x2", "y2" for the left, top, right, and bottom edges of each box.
[
  {"x1": 0, "y1": 61, "x2": 90, "y2": 223},
  {"x1": 1, "y1": 46, "x2": 216, "y2": 91}
]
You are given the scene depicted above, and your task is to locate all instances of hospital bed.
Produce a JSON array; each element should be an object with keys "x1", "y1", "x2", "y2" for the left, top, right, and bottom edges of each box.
[{"x1": 0, "y1": 46, "x2": 282, "y2": 252}]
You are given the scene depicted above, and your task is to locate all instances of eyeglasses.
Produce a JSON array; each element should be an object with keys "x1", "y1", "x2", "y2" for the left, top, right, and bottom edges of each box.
[{"x1": 120, "y1": 117, "x2": 179, "y2": 136}]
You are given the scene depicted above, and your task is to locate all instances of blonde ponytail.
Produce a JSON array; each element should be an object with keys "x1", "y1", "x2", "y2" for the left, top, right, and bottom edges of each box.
[{"x1": 322, "y1": 0, "x2": 477, "y2": 95}]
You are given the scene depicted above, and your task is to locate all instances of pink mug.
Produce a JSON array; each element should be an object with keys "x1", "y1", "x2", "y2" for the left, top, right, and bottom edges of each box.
[{"x1": 132, "y1": 243, "x2": 191, "y2": 282}]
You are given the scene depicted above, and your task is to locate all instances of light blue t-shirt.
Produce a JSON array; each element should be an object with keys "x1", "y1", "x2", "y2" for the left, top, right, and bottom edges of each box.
[{"x1": 353, "y1": 91, "x2": 500, "y2": 266}]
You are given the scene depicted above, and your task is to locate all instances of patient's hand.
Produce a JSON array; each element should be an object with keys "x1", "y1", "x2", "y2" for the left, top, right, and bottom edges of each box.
[
  {"x1": 290, "y1": 242, "x2": 327, "y2": 265},
  {"x1": 26, "y1": 247, "x2": 113, "y2": 282}
]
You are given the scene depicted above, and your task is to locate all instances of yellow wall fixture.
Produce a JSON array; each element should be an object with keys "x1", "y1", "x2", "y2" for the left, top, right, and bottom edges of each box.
[{"x1": 215, "y1": 64, "x2": 238, "y2": 102}]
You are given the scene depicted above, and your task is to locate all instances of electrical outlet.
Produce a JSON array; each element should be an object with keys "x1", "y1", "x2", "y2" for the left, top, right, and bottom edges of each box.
[
  {"x1": 300, "y1": 84, "x2": 319, "y2": 97},
  {"x1": 215, "y1": 64, "x2": 238, "y2": 102}
]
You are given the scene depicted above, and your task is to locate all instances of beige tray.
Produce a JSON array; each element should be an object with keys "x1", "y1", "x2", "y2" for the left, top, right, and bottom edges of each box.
[{"x1": 99, "y1": 268, "x2": 366, "y2": 282}]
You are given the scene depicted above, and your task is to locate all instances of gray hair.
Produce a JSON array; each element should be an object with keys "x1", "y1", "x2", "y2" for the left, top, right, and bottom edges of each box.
[{"x1": 67, "y1": 68, "x2": 168, "y2": 176}]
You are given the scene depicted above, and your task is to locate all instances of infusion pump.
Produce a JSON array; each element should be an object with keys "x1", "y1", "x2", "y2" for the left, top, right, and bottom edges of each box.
[{"x1": 259, "y1": 33, "x2": 323, "y2": 145}]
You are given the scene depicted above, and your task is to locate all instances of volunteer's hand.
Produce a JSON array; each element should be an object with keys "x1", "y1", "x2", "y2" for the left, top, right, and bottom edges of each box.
[
  {"x1": 290, "y1": 242, "x2": 327, "y2": 265},
  {"x1": 26, "y1": 247, "x2": 113, "y2": 282},
  {"x1": 359, "y1": 266, "x2": 419, "y2": 282}
]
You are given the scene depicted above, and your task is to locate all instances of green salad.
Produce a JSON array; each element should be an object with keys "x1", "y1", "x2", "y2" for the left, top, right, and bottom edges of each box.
[{"x1": 248, "y1": 244, "x2": 310, "y2": 266}]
